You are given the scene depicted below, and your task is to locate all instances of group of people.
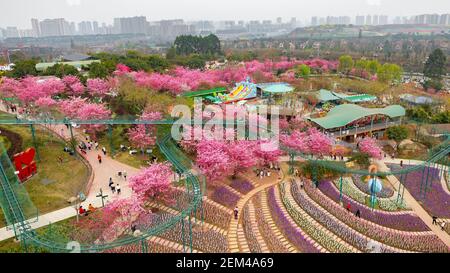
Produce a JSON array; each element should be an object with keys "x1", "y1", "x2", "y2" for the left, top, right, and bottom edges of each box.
[
  {"x1": 255, "y1": 163, "x2": 281, "y2": 180},
  {"x1": 78, "y1": 203, "x2": 96, "y2": 216},
  {"x1": 344, "y1": 202, "x2": 361, "y2": 218},
  {"x1": 108, "y1": 177, "x2": 122, "y2": 195},
  {"x1": 432, "y1": 216, "x2": 447, "y2": 231}
]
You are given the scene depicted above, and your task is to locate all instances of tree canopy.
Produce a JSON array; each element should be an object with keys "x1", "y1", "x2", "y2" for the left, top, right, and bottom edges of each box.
[{"x1": 174, "y1": 34, "x2": 221, "y2": 56}]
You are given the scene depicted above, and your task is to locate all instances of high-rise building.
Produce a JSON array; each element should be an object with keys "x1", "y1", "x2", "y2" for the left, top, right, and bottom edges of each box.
[
  {"x1": 379, "y1": 15, "x2": 388, "y2": 25},
  {"x1": 311, "y1": 16, "x2": 318, "y2": 26},
  {"x1": 276, "y1": 17, "x2": 282, "y2": 24},
  {"x1": 393, "y1": 16, "x2": 402, "y2": 24},
  {"x1": 5, "y1": 27, "x2": 20, "y2": 38},
  {"x1": 373, "y1": 15, "x2": 379, "y2": 25},
  {"x1": 355, "y1": 15, "x2": 365, "y2": 26},
  {"x1": 366, "y1": 15, "x2": 372, "y2": 25},
  {"x1": 39, "y1": 18, "x2": 71, "y2": 36},
  {"x1": 93, "y1": 21, "x2": 99, "y2": 34},
  {"x1": 31, "y1": 18, "x2": 40, "y2": 37},
  {"x1": 78, "y1": 21, "x2": 93, "y2": 35},
  {"x1": 440, "y1": 14, "x2": 450, "y2": 25},
  {"x1": 113, "y1": 16, "x2": 148, "y2": 34}
]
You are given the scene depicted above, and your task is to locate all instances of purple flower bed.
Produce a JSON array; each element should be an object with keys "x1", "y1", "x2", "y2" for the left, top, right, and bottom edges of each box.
[
  {"x1": 230, "y1": 179, "x2": 254, "y2": 194},
  {"x1": 352, "y1": 174, "x2": 394, "y2": 198},
  {"x1": 291, "y1": 182, "x2": 369, "y2": 251},
  {"x1": 211, "y1": 186, "x2": 240, "y2": 208},
  {"x1": 318, "y1": 180, "x2": 430, "y2": 232},
  {"x1": 267, "y1": 187, "x2": 319, "y2": 253},
  {"x1": 309, "y1": 182, "x2": 448, "y2": 252},
  {"x1": 388, "y1": 164, "x2": 450, "y2": 218}
]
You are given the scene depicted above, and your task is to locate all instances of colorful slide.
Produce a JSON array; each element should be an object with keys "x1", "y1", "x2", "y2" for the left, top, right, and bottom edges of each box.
[{"x1": 218, "y1": 77, "x2": 257, "y2": 104}]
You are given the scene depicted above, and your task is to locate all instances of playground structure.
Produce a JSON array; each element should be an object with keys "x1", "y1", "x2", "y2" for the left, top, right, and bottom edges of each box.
[
  {"x1": 217, "y1": 77, "x2": 257, "y2": 104},
  {"x1": 0, "y1": 115, "x2": 448, "y2": 253}
]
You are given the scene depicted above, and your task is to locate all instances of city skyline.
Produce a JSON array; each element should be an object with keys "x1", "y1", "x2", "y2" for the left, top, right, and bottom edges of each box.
[{"x1": 1, "y1": 0, "x2": 449, "y2": 29}]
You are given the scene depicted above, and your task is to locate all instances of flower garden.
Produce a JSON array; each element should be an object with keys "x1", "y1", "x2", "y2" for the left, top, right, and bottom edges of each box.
[{"x1": 0, "y1": 56, "x2": 448, "y2": 253}]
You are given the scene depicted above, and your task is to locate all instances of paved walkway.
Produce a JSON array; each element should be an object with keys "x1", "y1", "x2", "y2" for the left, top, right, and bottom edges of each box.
[
  {"x1": 228, "y1": 168, "x2": 285, "y2": 253},
  {"x1": 0, "y1": 122, "x2": 139, "y2": 242}
]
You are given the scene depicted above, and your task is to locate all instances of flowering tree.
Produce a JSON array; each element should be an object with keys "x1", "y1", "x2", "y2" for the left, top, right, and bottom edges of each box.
[
  {"x1": 304, "y1": 128, "x2": 333, "y2": 157},
  {"x1": 127, "y1": 111, "x2": 162, "y2": 150},
  {"x1": 101, "y1": 196, "x2": 145, "y2": 242},
  {"x1": 253, "y1": 140, "x2": 283, "y2": 165},
  {"x1": 129, "y1": 163, "x2": 174, "y2": 204},
  {"x1": 226, "y1": 140, "x2": 257, "y2": 176},
  {"x1": 87, "y1": 78, "x2": 110, "y2": 96},
  {"x1": 359, "y1": 138, "x2": 383, "y2": 160},
  {"x1": 62, "y1": 75, "x2": 85, "y2": 95},
  {"x1": 196, "y1": 140, "x2": 232, "y2": 182}
]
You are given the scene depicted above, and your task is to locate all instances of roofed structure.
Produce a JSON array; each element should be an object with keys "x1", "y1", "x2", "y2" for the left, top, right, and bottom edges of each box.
[{"x1": 308, "y1": 104, "x2": 405, "y2": 130}]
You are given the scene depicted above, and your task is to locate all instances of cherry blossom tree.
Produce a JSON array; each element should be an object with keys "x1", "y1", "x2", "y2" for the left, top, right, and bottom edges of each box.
[
  {"x1": 62, "y1": 75, "x2": 85, "y2": 95},
  {"x1": 226, "y1": 140, "x2": 257, "y2": 176},
  {"x1": 87, "y1": 78, "x2": 110, "y2": 96},
  {"x1": 129, "y1": 163, "x2": 174, "y2": 204},
  {"x1": 195, "y1": 140, "x2": 232, "y2": 182},
  {"x1": 359, "y1": 137, "x2": 383, "y2": 160},
  {"x1": 127, "y1": 111, "x2": 162, "y2": 150}
]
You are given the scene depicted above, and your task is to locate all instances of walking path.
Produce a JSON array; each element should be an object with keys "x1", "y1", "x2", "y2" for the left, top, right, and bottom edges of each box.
[
  {"x1": 228, "y1": 168, "x2": 285, "y2": 253},
  {"x1": 0, "y1": 121, "x2": 139, "y2": 242}
]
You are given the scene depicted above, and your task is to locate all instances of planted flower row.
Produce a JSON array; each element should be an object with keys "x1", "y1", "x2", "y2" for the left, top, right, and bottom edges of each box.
[
  {"x1": 352, "y1": 174, "x2": 394, "y2": 198},
  {"x1": 253, "y1": 194, "x2": 290, "y2": 253},
  {"x1": 332, "y1": 177, "x2": 406, "y2": 211},
  {"x1": 308, "y1": 182, "x2": 448, "y2": 252},
  {"x1": 275, "y1": 186, "x2": 354, "y2": 253},
  {"x1": 267, "y1": 187, "x2": 320, "y2": 253},
  {"x1": 242, "y1": 205, "x2": 263, "y2": 253}
]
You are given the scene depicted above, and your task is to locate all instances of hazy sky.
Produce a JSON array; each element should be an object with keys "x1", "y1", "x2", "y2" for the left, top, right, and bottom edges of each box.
[{"x1": 1, "y1": 0, "x2": 449, "y2": 28}]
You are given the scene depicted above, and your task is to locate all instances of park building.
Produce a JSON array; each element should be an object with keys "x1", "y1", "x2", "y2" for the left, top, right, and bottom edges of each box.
[{"x1": 307, "y1": 104, "x2": 406, "y2": 142}]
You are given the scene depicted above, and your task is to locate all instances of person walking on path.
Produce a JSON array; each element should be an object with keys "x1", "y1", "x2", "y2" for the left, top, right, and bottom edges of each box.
[
  {"x1": 98, "y1": 154, "x2": 102, "y2": 164},
  {"x1": 123, "y1": 170, "x2": 127, "y2": 181},
  {"x1": 111, "y1": 183, "x2": 116, "y2": 194},
  {"x1": 346, "y1": 202, "x2": 351, "y2": 213},
  {"x1": 109, "y1": 177, "x2": 114, "y2": 189},
  {"x1": 441, "y1": 222, "x2": 446, "y2": 231},
  {"x1": 116, "y1": 184, "x2": 121, "y2": 195},
  {"x1": 102, "y1": 147, "x2": 107, "y2": 156},
  {"x1": 94, "y1": 141, "x2": 99, "y2": 150},
  {"x1": 355, "y1": 209, "x2": 361, "y2": 218},
  {"x1": 233, "y1": 206, "x2": 239, "y2": 220},
  {"x1": 432, "y1": 216, "x2": 438, "y2": 225}
]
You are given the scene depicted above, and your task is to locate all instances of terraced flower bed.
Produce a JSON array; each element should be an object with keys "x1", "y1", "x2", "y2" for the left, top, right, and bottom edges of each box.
[
  {"x1": 291, "y1": 182, "x2": 373, "y2": 252},
  {"x1": 267, "y1": 188, "x2": 319, "y2": 253},
  {"x1": 169, "y1": 187, "x2": 231, "y2": 229},
  {"x1": 253, "y1": 194, "x2": 290, "y2": 253},
  {"x1": 332, "y1": 178, "x2": 406, "y2": 211},
  {"x1": 230, "y1": 179, "x2": 254, "y2": 194},
  {"x1": 352, "y1": 174, "x2": 394, "y2": 198},
  {"x1": 135, "y1": 212, "x2": 228, "y2": 253},
  {"x1": 242, "y1": 205, "x2": 263, "y2": 253},
  {"x1": 309, "y1": 181, "x2": 448, "y2": 252},
  {"x1": 211, "y1": 186, "x2": 240, "y2": 208},
  {"x1": 317, "y1": 180, "x2": 429, "y2": 231},
  {"x1": 388, "y1": 164, "x2": 450, "y2": 218}
]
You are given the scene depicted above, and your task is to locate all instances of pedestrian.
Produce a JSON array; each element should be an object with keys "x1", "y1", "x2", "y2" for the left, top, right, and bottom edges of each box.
[
  {"x1": 109, "y1": 177, "x2": 113, "y2": 188},
  {"x1": 441, "y1": 222, "x2": 446, "y2": 231},
  {"x1": 98, "y1": 154, "x2": 102, "y2": 164},
  {"x1": 267, "y1": 170, "x2": 271, "y2": 177},
  {"x1": 233, "y1": 206, "x2": 239, "y2": 220},
  {"x1": 111, "y1": 184, "x2": 116, "y2": 194},
  {"x1": 355, "y1": 209, "x2": 361, "y2": 218},
  {"x1": 346, "y1": 202, "x2": 351, "y2": 212},
  {"x1": 432, "y1": 216, "x2": 437, "y2": 225},
  {"x1": 116, "y1": 184, "x2": 121, "y2": 195},
  {"x1": 123, "y1": 170, "x2": 127, "y2": 181},
  {"x1": 400, "y1": 160, "x2": 403, "y2": 167},
  {"x1": 102, "y1": 147, "x2": 107, "y2": 156},
  {"x1": 94, "y1": 141, "x2": 99, "y2": 150}
]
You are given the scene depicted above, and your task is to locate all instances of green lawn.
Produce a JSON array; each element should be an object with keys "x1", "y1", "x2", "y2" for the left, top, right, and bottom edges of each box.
[{"x1": 0, "y1": 122, "x2": 89, "y2": 228}]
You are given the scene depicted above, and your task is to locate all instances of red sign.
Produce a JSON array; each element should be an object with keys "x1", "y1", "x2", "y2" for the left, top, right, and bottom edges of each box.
[{"x1": 13, "y1": 148, "x2": 37, "y2": 182}]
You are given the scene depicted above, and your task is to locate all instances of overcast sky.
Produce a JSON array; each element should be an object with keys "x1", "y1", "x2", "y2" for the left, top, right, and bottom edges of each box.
[{"x1": 1, "y1": 0, "x2": 449, "y2": 28}]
